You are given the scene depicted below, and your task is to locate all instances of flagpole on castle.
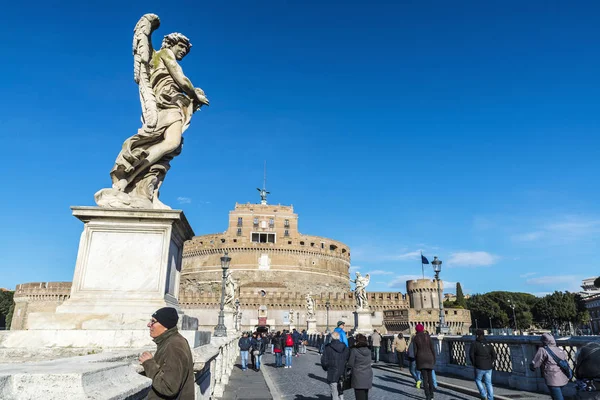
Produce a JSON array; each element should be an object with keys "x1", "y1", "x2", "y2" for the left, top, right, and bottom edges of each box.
[{"x1": 421, "y1": 251, "x2": 425, "y2": 279}]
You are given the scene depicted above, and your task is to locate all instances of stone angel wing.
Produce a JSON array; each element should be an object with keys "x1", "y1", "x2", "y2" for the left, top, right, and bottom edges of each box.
[{"x1": 133, "y1": 13, "x2": 161, "y2": 129}]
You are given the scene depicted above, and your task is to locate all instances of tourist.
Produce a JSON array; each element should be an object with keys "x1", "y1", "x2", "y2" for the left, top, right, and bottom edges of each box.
[
  {"x1": 392, "y1": 332, "x2": 407, "y2": 370},
  {"x1": 283, "y1": 329, "x2": 295, "y2": 368},
  {"x1": 301, "y1": 329, "x2": 309, "y2": 354},
  {"x1": 413, "y1": 323, "x2": 436, "y2": 400},
  {"x1": 250, "y1": 332, "x2": 257, "y2": 369},
  {"x1": 269, "y1": 332, "x2": 275, "y2": 354},
  {"x1": 424, "y1": 330, "x2": 439, "y2": 389},
  {"x1": 407, "y1": 333, "x2": 422, "y2": 387},
  {"x1": 530, "y1": 333, "x2": 570, "y2": 400},
  {"x1": 348, "y1": 333, "x2": 373, "y2": 400},
  {"x1": 238, "y1": 332, "x2": 252, "y2": 371},
  {"x1": 317, "y1": 331, "x2": 324, "y2": 355},
  {"x1": 251, "y1": 332, "x2": 267, "y2": 371},
  {"x1": 469, "y1": 329, "x2": 497, "y2": 400},
  {"x1": 348, "y1": 333, "x2": 356, "y2": 348},
  {"x1": 321, "y1": 330, "x2": 350, "y2": 400},
  {"x1": 371, "y1": 329, "x2": 382, "y2": 363},
  {"x1": 273, "y1": 331, "x2": 283, "y2": 367},
  {"x1": 292, "y1": 328, "x2": 301, "y2": 356},
  {"x1": 139, "y1": 307, "x2": 194, "y2": 400},
  {"x1": 335, "y1": 321, "x2": 349, "y2": 347}
]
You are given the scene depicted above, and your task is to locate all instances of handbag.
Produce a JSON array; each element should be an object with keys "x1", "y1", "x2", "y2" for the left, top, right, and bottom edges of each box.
[
  {"x1": 338, "y1": 365, "x2": 352, "y2": 391},
  {"x1": 545, "y1": 346, "x2": 573, "y2": 380}
]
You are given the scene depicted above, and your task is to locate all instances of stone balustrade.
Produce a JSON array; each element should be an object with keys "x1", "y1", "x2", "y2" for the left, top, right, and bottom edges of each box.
[
  {"x1": 0, "y1": 332, "x2": 241, "y2": 400},
  {"x1": 374, "y1": 334, "x2": 600, "y2": 397}
]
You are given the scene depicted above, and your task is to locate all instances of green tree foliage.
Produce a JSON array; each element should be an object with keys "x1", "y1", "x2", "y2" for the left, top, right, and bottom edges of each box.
[
  {"x1": 455, "y1": 282, "x2": 466, "y2": 308},
  {"x1": 531, "y1": 291, "x2": 579, "y2": 330},
  {"x1": 0, "y1": 290, "x2": 14, "y2": 330}
]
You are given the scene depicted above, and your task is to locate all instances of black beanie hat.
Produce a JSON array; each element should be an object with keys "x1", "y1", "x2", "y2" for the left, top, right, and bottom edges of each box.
[{"x1": 152, "y1": 307, "x2": 179, "y2": 329}]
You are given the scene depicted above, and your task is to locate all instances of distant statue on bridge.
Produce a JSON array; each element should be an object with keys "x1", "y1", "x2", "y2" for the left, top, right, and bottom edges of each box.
[
  {"x1": 223, "y1": 271, "x2": 237, "y2": 310},
  {"x1": 305, "y1": 294, "x2": 315, "y2": 320},
  {"x1": 289, "y1": 308, "x2": 295, "y2": 325},
  {"x1": 351, "y1": 272, "x2": 370, "y2": 310}
]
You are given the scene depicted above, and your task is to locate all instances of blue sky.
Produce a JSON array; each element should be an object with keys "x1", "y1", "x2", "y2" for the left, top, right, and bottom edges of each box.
[{"x1": 1, "y1": 1, "x2": 598, "y2": 296}]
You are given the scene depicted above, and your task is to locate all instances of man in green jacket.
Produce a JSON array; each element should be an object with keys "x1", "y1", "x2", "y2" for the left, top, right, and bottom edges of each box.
[{"x1": 139, "y1": 307, "x2": 195, "y2": 399}]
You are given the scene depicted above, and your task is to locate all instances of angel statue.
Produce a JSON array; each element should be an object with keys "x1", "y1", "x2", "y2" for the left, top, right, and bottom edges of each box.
[
  {"x1": 95, "y1": 13, "x2": 209, "y2": 209},
  {"x1": 350, "y1": 272, "x2": 371, "y2": 310},
  {"x1": 305, "y1": 294, "x2": 315, "y2": 320},
  {"x1": 223, "y1": 271, "x2": 237, "y2": 310},
  {"x1": 289, "y1": 308, "x2": 295, "y2": 325}
]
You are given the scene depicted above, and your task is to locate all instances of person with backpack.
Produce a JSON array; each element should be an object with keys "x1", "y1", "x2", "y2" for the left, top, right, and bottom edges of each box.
[
  {"x1": 530, "y1": 333, "x2": 570, "y2": 400},
  {"x1": 574, "y1": 342, "x2": 600, "y2": 398},
  {"x1": 273, "y1": 331, "x2": 284, "y2": 368},
  {"x1": 321, "y1": 331, "x2": 350, "y2": 400},
  {"x1": 469, "y1": 329, "x2": 497, "y2": 400},
  {"x1": 283, "y1": 330, "x2": 295, "y2": 368}
]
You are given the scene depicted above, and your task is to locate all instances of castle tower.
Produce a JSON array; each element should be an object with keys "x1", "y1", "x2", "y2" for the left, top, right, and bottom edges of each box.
[{"x1": 406, "y1": 279, "x2": 443, "y2": 310}]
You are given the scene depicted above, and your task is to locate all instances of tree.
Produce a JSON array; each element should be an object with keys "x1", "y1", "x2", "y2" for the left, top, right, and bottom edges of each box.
[
  {"x1": 532, "y1": 291, "x2": 578, "y2": 330},
  {"x1": 0, "y1": 290, "x2": 14, "y2": 330},
  {"x1": 455, "y1": 282, "x2": 466, "y2": 308}
]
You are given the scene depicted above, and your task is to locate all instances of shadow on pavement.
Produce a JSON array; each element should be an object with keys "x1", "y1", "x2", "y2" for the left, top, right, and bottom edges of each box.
[
  {"x1": 307, "y1": 372, "x2": 329, "y2": 384},
  {"x1": 371, "y1": 383, "x2": 425, "y2": 399},
  {"x1": 293, "y1": 396, "x2": 330, "y2": 400}
]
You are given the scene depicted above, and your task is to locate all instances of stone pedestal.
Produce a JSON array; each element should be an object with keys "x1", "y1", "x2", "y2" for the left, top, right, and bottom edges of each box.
[
  {"x1": 45, "y1": 207, "x2": 194, "y2": 330},
  {"x1": 223, "y1": 310, "x2": 235, "y2": 332},
  {"x1": 353, "y1": 309, "x2": 373, "y2": 334},
  {"x1": 306, "y1": 318, "x2": 317, "y2": 334}
]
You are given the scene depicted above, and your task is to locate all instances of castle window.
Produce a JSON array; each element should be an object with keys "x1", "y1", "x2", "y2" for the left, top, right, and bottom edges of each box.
[
  {"x1": 310, "y1": 242, "x2": 315, "y2": 247},
  {"x1": 329, "y1": 244, "x2": 338, "y2": 251},
  {"x1": 221, "y1": 238, "x2": 226, "y2": 243},
  {"x1": 252, "y1": 232, "x2": 276, "y2": 243},
  {"x1": 288, "y1": 241, "x2": 292, "y2": 244},
  {"x1": 300, "y1": 241, "x2": 305, "y2": 245},
  {"x1": 253, "y1": 217, "x2": 259, "y2": 226},
  {"x1": 284, "y1": 219, "x2": 290, "y2": 227},
  {"x1": 236, "y1": 228, "x2": 242, "y2": 236},
  {"x1": 237, "y1": 217, "x2": 243, "y2": 227},
  {"x1": 321, "y1": 242, "x2": 325, "y2": 249},
  {"x1": 269, "y1": 218, "x2": 274, "y2": 227},
  {"x1": 284, "y1": 230, "x2": 289, "y2": 237}
]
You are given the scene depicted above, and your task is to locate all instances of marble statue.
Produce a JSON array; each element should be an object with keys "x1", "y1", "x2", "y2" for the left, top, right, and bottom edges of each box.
[
  {"x1": 95, "y1": 13, "x2": 209, "y2": 209},
  {"x1": 351, "y1": 272, "x2": 370, "y2": 310},
  {"x1": 223, "y1": 271, "x2": 237, "y2": 310},
  {"x1": 289, "y1": 308, "x2": 294, "y2": 325},
  {"x1": 305, "y1": 294, "x2": 315, "y2": 319}
]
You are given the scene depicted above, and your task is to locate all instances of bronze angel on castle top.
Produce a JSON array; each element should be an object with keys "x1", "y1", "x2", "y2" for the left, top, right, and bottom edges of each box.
[{"x1": 95, "y1": 13, "x2": 209, "y2": 209}]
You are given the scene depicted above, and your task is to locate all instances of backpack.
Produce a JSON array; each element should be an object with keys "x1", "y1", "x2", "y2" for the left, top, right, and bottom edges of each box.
[
  {"x1": 286, "y1": 334, "x2": 294, "y2": 347},
  {"x1": 575, "y1": 342, "x2": 600, "y2": 380},
  {"x1": 545, "y1": 346, "x2": 573, "y2": 380}
]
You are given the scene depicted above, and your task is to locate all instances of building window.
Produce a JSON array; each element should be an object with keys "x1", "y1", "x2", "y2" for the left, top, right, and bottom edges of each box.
[
  {"x1": 269, "y1": 218, "x2": 274, "y2": 227},
  {"x1": 321, "y1": 242, "x2": 325, "y2": 249},
  {"x1": 236, "y1": 228, "x2": 242, "y2": 236},
  {"x1": 284, "y1": 230, "x2": 289, "y2": 237},
  {"x1": 253, "y1": 217, "x2": 259, "y2": 226},
  {"x1": 251, "y1": 232, "x2": 276, "y2": 243},
  {"x1": 284, "y1": 219, "x2": 290, "y2": 227},
  {"x1": 237, "y1": 217, "x2": 243, "y2": 227}
]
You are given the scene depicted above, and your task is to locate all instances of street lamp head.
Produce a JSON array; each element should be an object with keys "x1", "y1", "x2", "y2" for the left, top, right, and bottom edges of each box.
[
  {"x1": 325, "y1": 301, "x2": 331, "y2": 308},
  {"x1": 432, "y1": 256, "x2": 442, "y2": 273},
  {"x1": 221, "y1": 251, "x2": 231, "y2": 270},
  {"x1": 235, "y1": 298, "x2": 240, "y2": 306}
]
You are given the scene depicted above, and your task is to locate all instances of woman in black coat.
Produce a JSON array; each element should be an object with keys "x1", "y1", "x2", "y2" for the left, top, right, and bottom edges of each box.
[
  {"x1": 348, "y1": 334, "x2": 373, "y2": 400},
  {"x1": 413, "y1": 324, "x2": 437, "y2": 400}
]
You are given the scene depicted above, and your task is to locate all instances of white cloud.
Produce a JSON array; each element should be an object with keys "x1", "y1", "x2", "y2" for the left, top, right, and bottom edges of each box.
[
  {"x1": 526, "y1": 275, "x2": 583, "y2": 292},
  {"x1": 512, "y1": 231, "x2": 544, "y2": 242},
  {"x1": 447, "y1": 251, "x2": 499, "y2": 267},
  {"x1": 519, "y1": 272, "x2": 537, "y2": 278},
  {"x1": 366, "y1": 270, "x2": 394, "y2": 276},
  {"x1": 388, "y1": 250, "x2": 422, "y2": 261},
  {"x1": 349, "y1": 266, "x2": 361, "y2": 273},
  {"x1": 512, "y1": 216, "x2": 600, "y2": 244},
  {"x1": 177, "y1": 197, "x2": 192, "y2": 204}
]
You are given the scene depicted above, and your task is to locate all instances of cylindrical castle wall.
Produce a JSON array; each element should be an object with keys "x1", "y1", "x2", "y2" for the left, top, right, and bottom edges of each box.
[{"x1": 406, "y1": 279, "x2": 443, "y2": 310}]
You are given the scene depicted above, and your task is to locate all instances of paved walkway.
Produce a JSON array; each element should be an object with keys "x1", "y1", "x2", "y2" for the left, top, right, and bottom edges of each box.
[
  {"x1": 222, "y1": 357, "x2": 273, "y2": 400},
  {"x1": 258, "y1": 348, "x2": 547, "y2": 400}
]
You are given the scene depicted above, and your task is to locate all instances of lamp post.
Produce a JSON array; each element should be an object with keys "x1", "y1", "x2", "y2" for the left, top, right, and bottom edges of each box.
[
  {"x1": 508, "y1": 299, "x2": 518, "y2": 334},
  {"x1": 214, "y1": 251, "x2": 231, "y2": 337},
  {"x1": 432, "y1": 256, "x2": 449, "y2": 334},
  {"x1": 489, "y1": 316, "x2": 493, "y2": 334},
  {"x1": 325, "y1": 301, "x2": 331, "y2": 332}
]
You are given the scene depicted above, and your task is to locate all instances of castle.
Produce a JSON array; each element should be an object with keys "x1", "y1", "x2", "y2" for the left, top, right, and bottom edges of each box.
[{"x1": 11, "y1": 193, "x2": 471, "y2": 334}]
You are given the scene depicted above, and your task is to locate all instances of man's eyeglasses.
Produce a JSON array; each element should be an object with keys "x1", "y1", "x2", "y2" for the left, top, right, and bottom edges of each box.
[{"x1": 149, "y1": 319, "x2": 158, "y2": 326}]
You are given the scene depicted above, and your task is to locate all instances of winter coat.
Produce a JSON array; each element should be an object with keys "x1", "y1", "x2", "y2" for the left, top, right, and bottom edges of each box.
[
  {"x1": 469, "y1": 336, "x2": 497, "y2": 370},
  {"x1": 321, "y1": 339, "x2": 350, "y2": 383},
  {"x1": 413, "y1": 331, "x2": 436, "y2": 370},
  {"x1": 393, "y1": 335, "x2": 407, "y2": 352},
  {"x1": 407, "y1": 335, "x2": 416, "y2": 360},
  {"x1": 273, "y1": 335, "x2": 283, "y2": 353},
  {"x1": 348, "y1": 344, "x2": 373, "y2": 389},
  {"x1": 317, "y1": 335, "x2": 324, "y2": 345},
  {"x1": 238, "y1": 336, "x2": 252, "y2": 351},
  {"x1": 251, "y1": 338, "x2": 267, "y2": 355},
  {"x1": 292, "y1": 331, "x2": 301, "y2": 343},
  {"x1": 531, "y1": 333, "x2": 569, "y2": 387},
  {"x1": 142, "y1": 327, "x2": 194, "y2": 400},
  {"x1": 334, "y1": 327, "x2": 348, "y2": 346},
  {"x1": 371, "y1": 332, "x2": 382, "y2": 347}
]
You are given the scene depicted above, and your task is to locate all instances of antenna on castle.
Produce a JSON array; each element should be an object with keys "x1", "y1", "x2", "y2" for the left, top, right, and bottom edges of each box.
[{"x1": 256, "y1": 161, "x2": 270, "y2": 205}]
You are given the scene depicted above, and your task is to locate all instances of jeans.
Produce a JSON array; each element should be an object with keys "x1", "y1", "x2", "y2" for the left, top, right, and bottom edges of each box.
[
  {"x1": 240, "y1": 350, "x2": 249, "y2": 370},
  {"x1": 396, "y1": 351, "x2": 405, "y2": 368},
  {"x1": 330, "y1": 382, "x2": 344, "y2": 400},
  {"x1": 475, "y1": 369, "x2": 493, "y2": 400},
  {"x1": 432, "y1": 369, "x2": 438, "y2": 389},
  {"x1": 270, "y1": 344, "x2": 274, "y2": 353},
  {"x1": 275, "y1": 352, "x2": 282, "y2": 367},
  {"x1": 409, "y1": 360, "x2": 421, "y2": 382},
  {"x1": 373, "y1": 346, "x2": 380, "y2": 362},
  {"x1": 294, "y1": 343, "x2": 299, "y2": 355},
  {"x1": 255, "y1": 354, "x2": 262, "y2": 370},
  {"x1": 300, "y1": 343, "x2": 306, "y2": 354},
  {"x1": 549, "y1": 386, "x2": 565, "y2": 400},
  {"x1": 285, "y1": 347, "x2": 293, "y2": 366}
]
